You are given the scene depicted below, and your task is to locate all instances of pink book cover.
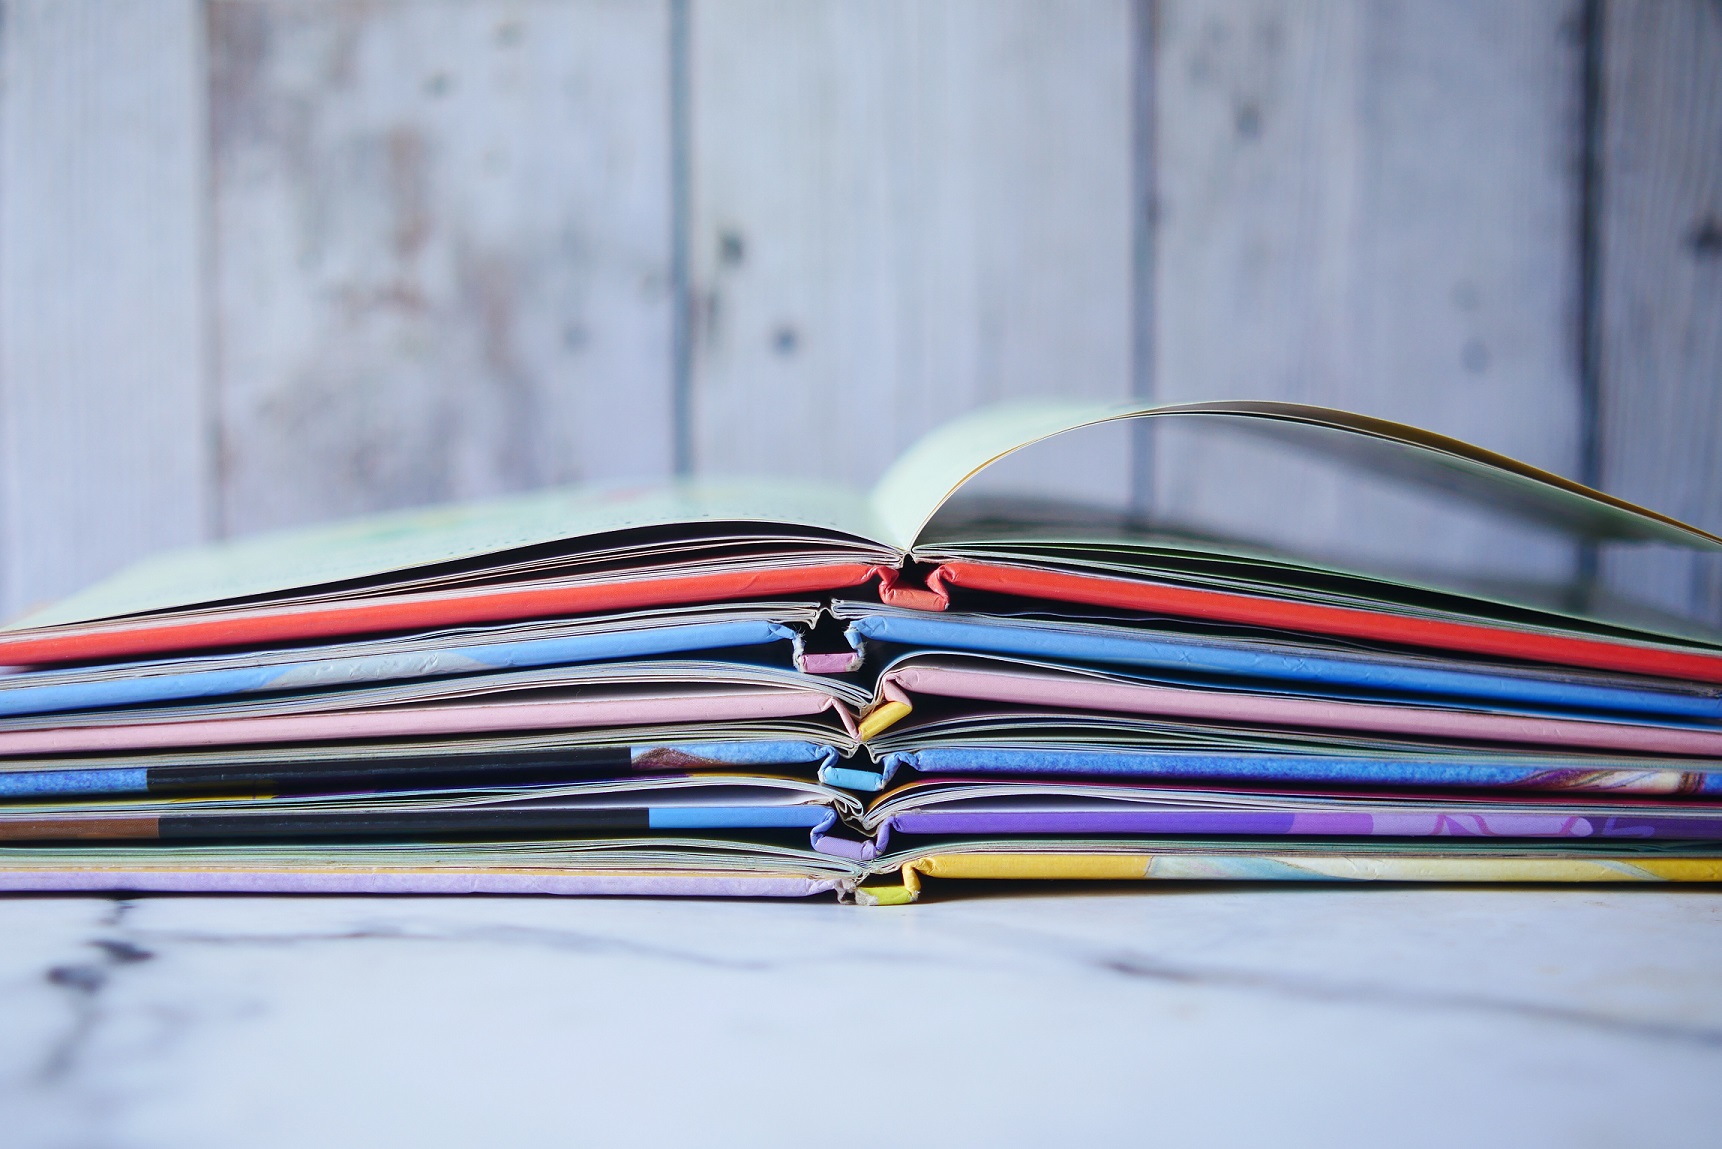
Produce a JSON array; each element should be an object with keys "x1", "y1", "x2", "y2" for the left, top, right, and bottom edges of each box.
[
  {"x1": 873, "y1": 657, "x2": 1722, "y2": 757},
  {"x1": 0, "y1": 688, "x2": 857, "y2": 757}
]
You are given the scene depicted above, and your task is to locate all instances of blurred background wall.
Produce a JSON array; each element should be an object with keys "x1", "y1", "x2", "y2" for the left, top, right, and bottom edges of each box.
[{"x1": 0, "y1": 0, "x2": 1716, "y2": 620}]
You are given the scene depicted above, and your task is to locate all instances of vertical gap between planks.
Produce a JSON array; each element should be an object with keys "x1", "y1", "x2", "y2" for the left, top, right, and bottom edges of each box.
[
  {"x1": 1128, "y1": 0, "x2": 1157, "y2": 517},
  {"x1": 669, "y1": 0, "x2": 694, "y2": 477},
  {"x1": 199, "y1": 0, "x2": 226, "y2": 540},
  {"x1": 1574, "y1": 0, "x2": 1606, "y2": 599},
  {"x1": 0, "y1": 0, "x2": 11, "y2": 612}
]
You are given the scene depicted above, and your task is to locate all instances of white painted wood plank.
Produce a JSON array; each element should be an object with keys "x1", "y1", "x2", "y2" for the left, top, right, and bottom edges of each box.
[
  {"x1": 1595, "y1": 0, "x2": 1722, "y2": 628},
  {"x1": 1151, "y1": 0, "x2": 1587, "y2": 587},
  {"x1": 0, "y1": 0, "x2": 211, "y2": 617},
  {"x1": 210, "y1": 0, "x2": 674, "y2": 537},
  {"x1": 689, "y1": 0, "x2": 1135, "y2": 504}
]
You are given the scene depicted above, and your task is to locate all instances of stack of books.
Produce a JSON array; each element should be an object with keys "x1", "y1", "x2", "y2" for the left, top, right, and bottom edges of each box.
[{"x1": 1, "y1": 402, "x2": 1719, "y2": 903}]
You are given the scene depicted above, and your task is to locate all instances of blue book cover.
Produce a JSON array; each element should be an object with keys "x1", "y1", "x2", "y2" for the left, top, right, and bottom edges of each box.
[
  {"x1": 0, "y1": 605, "x2": 815, "y2": 720},
  {"x1": 840, "y1": 605, "x2": 1722, "y2": 721}
]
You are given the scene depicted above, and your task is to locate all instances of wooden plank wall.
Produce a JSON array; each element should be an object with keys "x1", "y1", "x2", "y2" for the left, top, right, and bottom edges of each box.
[
  {"x1": 208, "y1": 0, "x2": 675, "y2": 537},
  {"x1": 0, "y1": 0, "x2": 210, "y2": 618},
  {"x1": 0, "y1": 0, "x2": 1716, "y2": 624},
  {"x1": 1150, "y1": 0, "x2": 1586, "y2": 585},
  {"x1": 1594, "y1": 0, "x2": 1722, "y2": 625},
  {"x1": 688, "y1": 0, "x2": 1135, "y2": 503}
]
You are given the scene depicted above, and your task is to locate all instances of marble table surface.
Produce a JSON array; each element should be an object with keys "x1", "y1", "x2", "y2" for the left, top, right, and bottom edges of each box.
[{"x1": 3, "y1": 885, "x2": 1720, "y2": 1148}]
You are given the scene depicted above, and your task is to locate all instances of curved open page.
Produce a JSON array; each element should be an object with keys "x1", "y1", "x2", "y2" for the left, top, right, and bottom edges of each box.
[{"x1": 870, "y1": 399, "x2": 1722, "y2": 552}]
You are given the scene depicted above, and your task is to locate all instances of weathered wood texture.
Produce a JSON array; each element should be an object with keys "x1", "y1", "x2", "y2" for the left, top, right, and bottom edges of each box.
[
  {"x1": 688, "y1": 0, "x2": 1136, "y2": 502},
  {"x1": 209, "y1": 0, "x2": 675, "y2": 537},
  {"x1": 1595, "y1": 0, "x2": 1722, "y2": 626},
  {"x1": 0, "y1": 0, "x2": 1717, "y2": 628},
  {"x1": 0, "y1": 0, "x2": 211, "y2": 619},
  {"x1": 1150, "y1": 0, "x2": 1587, "y2": 585}
]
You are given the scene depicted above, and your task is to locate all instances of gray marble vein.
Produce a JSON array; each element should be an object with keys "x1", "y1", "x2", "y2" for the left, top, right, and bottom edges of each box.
[{"x1": 3, "y1": 887, "x2": 1720, "y2": 1148}]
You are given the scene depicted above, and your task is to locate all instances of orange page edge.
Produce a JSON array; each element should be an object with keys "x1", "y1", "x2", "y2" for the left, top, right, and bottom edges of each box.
[
  {"x1": 879, "y1": 560, "x2": 1722, "y2": 685},
  {"x1": 0, "y1": 563, "x2": 884, "y2": 666}
]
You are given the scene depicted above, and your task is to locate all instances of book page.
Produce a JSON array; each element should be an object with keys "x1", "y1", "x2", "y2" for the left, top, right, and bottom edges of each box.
[
  {"x1": 870, "y1": 399, "x2": 1722, "y2": 554},
  {"x1": 15, "y1": 478, "x2": 886, "y2": 630}
]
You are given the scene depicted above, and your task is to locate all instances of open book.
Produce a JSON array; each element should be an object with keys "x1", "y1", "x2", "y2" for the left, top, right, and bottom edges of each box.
[
  {"x1": 1, "y1": 401, "x2": 1719, "y2": 901},
  {"x1": 10, "y1": 400, "x2": 1722, "y2": 672}
]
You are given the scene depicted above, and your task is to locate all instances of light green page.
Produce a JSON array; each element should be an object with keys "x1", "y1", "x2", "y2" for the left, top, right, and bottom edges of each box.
[
  {"x1": 22, "y1": 400, "x2": 1720, "y2": 632},
  {"x1": 15, "y1": 479, "x2": 887, "y2": 631}
]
